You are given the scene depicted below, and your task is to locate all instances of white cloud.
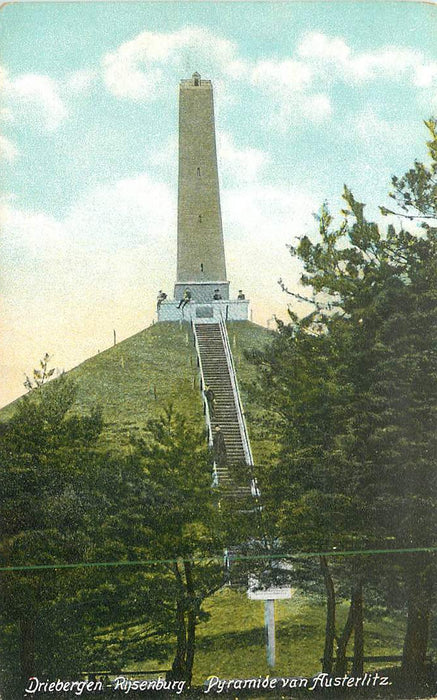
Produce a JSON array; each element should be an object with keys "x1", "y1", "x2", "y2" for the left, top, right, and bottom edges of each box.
[
  {"x1": 1, "y1": 162, "x2": 322, "y2": 404},
  {"x1": 0, "y1": 64, "x2": 96, "y2": 132},
  {"x1": 102, "y1": 26, "x2": 332, "y2": 126},
  {"x1": 300, "y1": 93, "x2": 332, "y2": 122},
  {"x1": 1, "y1": 172, "x2": 177, "y2": 405},
  {"x1": 297, "y1": 32, "x2": 437, "y2": 88},
  {"x1": 217, "y1": 131, "x2": 269, "y2": 184},
  {"x1": 2, "y1": 67, "x2": 68, "y2": 131},
  {"x1": 11, "y1": 73, "x2": 67, "y2": 130},
  {"x1": 102, "y1": 26, "x2": 437, "y2": 132},
  {"x1": 103, "y1": 26, "x2": 240, "y2": 101},
  {"x1": 351, "y1": 48, "x2": 422, "y2": 83},
  {"x1": 352, "y1": 108, "x2": 413, "y2": 148},
  {"x1": 0, "y1": 108, "x2": 13, "y2": 123},
  {"x1": 1, "y1": 201, "x2": 66, "y2": 254},
  {"x1": 148, "y1": 135, "x2": 178, "y2": 170},
  {"x1": 1, "y1": 173, "x2": 176, "y2": 295},
  {"x1": 222, "y1": 183, "x2": 318, "y2": 322},
  {"x1": 223, "y1": 183, "x2": 317, "y2": 246},
  {"x1": 248, "y1": 56, "x2": 332, "y2": 127},
  {"x1": 0, "y1": 135, "x2": 18, "y2": 162},
  {"x1": 414, "y1": 63, "x2": 437, "y2": 89},
  {"x1": 250, "y1": 59, "x2": 313, "y2": 92},
  {"x1": 66, "y1": 69, "x2": 97, "y2": 94},
  {"x1": 262, "y1": 91, "x2": 332, "y2": 132},
  {"x1": 0, "y1": 65, "x2": 8, "y2": 89},
  {"x1": 65, "y1": 173, "x2": 174, "y2": 251},
  {"x1": 298, "y1": 32, "x2": 351, "y2": 64}
]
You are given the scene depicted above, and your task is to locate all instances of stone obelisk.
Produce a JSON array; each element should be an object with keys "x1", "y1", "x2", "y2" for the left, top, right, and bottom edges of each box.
[
  {"x1": 157, "y1": 73, "x2": 248, "y2": 322},
  {"x1": 174, "y1": 72, "x2": 229, "y2": 303}
]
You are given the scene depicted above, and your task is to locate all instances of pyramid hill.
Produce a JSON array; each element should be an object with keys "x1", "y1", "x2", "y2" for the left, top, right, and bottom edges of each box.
[{"x1": 1, "y1": 321, "x2": 274, "y2": 459}]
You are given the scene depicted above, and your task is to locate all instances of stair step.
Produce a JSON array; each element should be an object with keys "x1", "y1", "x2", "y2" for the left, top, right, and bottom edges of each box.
[{"x1": 195, "y1": 322, "x2": 254, "y2": 500}]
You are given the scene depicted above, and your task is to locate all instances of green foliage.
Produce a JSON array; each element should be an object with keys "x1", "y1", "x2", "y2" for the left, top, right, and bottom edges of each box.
[
  {"x1": 268, "y1": 175, "x2": 437, "y2": 556},
  {"x1": 23, "y1": 353, "x2": 56, "y2": 391},
  {"x1": 129, "y1": 407, "x2": 225, "y2": 683},
  {"x1": 381, "y1": 119, "x2": 437, "y2": 223},
  {"x1": 250, "y1": 119, "x2": 437, "y2": 680},
  {"x1": 0, "y1": 371, "x2": 171, "y2": 694},
  {"x1": 0, "y1": 322, "x2": 273, "y2": 695},
  {"x1": 133, "y1": 405, "x2": 221, "y2": 558}
]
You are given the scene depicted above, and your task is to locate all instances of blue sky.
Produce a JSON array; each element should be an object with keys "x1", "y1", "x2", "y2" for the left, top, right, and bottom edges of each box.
[{"x1": 1, "y1": 1, "x2": 437, "y2": 406}]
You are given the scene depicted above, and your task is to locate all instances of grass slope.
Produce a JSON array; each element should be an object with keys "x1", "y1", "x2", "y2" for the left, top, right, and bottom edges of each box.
[
  {"x1": 131, "y1": 587, "x2": 406, "y2": 682},
  {"x1": 193, "y1": 588, "x2": 406, "y2": 681},
  {"x1": 69, "y1": 321, "x2": 202, "y2": 450},
  {"x1": 71, "y1": 320, "x2": 273, "y2": 452},
  {"x1": 1, "y1": 321, "x2": 273, "y2": 455}
]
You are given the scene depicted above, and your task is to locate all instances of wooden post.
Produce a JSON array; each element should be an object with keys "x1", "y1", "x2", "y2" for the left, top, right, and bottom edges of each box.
[
  {"x1": 113, "y1": 329, "x2": 116, "y2": 346},
  {"x1": 264, "y1": 599, "x2": 276, "y2": 668}
]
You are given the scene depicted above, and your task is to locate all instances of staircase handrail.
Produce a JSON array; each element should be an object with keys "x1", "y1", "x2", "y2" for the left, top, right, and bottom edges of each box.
[
  {"x1": 191, "y1": 321, "x2": 218, "y2": 486},
  {"x1": 218, "y1": 319, "x2": 254, "y2": 468},
  {"x1": 191, "y1": 321, "x2": 214, "y2": 448}
]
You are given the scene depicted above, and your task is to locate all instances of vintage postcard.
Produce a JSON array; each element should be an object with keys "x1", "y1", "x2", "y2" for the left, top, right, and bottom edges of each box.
[{"x1": 1, "y1": 1, "x2": 436, "y2": 698}]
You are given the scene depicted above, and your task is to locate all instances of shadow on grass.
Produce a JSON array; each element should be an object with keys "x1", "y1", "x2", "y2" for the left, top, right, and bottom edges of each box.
[
  {"x1": 196, "y1": 626, "x2": 265, "y2": 652},
  {"x1": 196, "y1": 619, "x2": 321, "y2": 656}
]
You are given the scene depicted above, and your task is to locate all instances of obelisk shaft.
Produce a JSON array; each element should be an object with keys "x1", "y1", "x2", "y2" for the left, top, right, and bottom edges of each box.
[{"x1": 174, "y1": 74, "x2": 229, "y2": 302}]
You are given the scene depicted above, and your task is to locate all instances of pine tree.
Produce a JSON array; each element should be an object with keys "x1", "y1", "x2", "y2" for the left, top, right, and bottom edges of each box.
[
  {"x1": 251, "y1": 120, "x2": 437, "y2": 683},
  {"x1": 131, "y1": 406, "x2": 224, "y2": 685}
]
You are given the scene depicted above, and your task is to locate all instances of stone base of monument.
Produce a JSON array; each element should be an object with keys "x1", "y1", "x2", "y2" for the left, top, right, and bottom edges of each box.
[
  {"x1": 157, "y1": 299, "x2": 249, "y2": 323},
  {"x1": 174, "y1": 281, "x2": 230, "y2": 302}
]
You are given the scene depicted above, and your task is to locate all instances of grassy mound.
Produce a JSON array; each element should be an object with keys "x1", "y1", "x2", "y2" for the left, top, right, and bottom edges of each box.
[{"x1": 1, "y1": 321, "x2": 274, "y2": 456}]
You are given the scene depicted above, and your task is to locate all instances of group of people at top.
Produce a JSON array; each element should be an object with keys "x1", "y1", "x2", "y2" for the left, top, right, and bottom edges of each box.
[{"x1": 156, "y1": 288, "x2": 246, "y2": 311}]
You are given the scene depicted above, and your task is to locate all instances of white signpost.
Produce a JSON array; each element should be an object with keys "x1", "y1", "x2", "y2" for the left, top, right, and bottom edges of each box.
[
  {"x1": 247, "y1": 586, "x2": 293, "y2": 601},
  {"x1": 248, "y1": 579, "x2": 294, "y2": 669}
]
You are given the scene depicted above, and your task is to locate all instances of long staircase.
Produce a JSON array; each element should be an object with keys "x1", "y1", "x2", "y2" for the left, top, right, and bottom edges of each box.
[{"x1": 193, "y1": 321, "x2": 255, "y2": 500}]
